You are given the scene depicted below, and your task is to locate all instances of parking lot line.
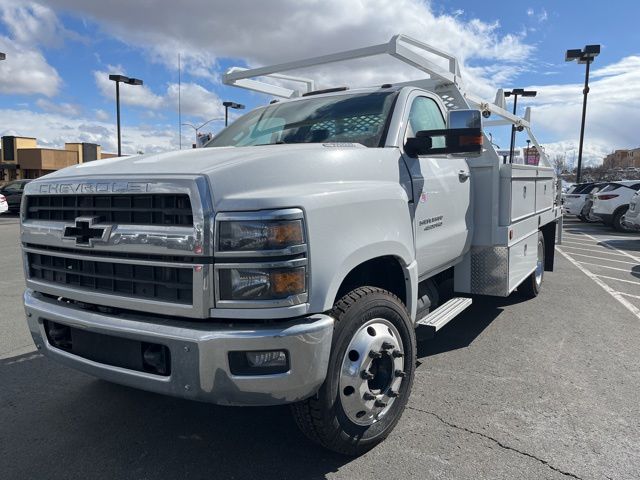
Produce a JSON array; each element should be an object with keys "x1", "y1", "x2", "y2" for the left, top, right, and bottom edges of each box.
[
  {"x1": 578, "y1": 231, "x2": 640, "y2": 263},
  {"x1": 566, "y1": 252, "x2": 637, "y2": 265},
  {"x1": 616, "y1": 291, "x2": 640, "y2": 300},
  {"x1": 556, "y1": 247, "x2": 640, "y2": 319},
  {"x1": 560, "y1": 245, "x2": 632, "y2": 257},
  {"x1": 575, "y1": 261, "x2": 634, "y2": 273},
  {"x1": 562, "y1": 240, "x2": 601, "y2": 247},
  {"x1": 593, "y1": 274, "x2": 640, "y2": 286}
]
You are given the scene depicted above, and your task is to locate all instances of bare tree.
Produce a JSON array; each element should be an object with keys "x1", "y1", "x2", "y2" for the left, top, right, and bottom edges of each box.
[{"x1": 550, "y1": 154, "x2": 567, "y2": 175}]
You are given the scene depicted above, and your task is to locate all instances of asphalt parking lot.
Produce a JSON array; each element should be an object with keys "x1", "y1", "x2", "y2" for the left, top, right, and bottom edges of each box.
[{"x1": 1, "y1": 213, "x2": 639, "y2": 479}]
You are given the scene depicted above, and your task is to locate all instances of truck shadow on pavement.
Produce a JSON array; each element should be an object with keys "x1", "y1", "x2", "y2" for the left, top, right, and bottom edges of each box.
[
  {"x1": 416, "y1": 294, "x2": 518, "y2": 360},
  {"x1": 1, "y1": 295, "x2": 520, "y2": 480}
]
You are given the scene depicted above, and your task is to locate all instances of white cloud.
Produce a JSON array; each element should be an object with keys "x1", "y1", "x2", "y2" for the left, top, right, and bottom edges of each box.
[
  {"x1": 93, "y1": 68, "x2": 164, "y2": 109},
  {"x1": 1, "y1": 0, "x2": 66, "y2": 46},
  {"x1": 46, "y1": 0, "x2": 533, "y2": 80},
  {"x1": 0, "y1": 1, "x2": 65, "y2": 97},
  {"x1": 520, "y1": 56, "x2": 640, "y2": 166},
  {"x1": 0, "y1": 36, "x2": 62, "y2": 96},
  {"x1": 93, "y1": 68, "x2": 223, "y2": 120},
  {"x1": 35, "y1": 98, "x2": 82, "y2": 116},
  {"x1": 94, "y1": 108, "x2": 110, "y2": 121},
  {"x1": 165, "y1": 82, "x2": 224, "y2": 120},
  {"x1": 0, "y1": 107, "x2": 183, "y2": 155}
]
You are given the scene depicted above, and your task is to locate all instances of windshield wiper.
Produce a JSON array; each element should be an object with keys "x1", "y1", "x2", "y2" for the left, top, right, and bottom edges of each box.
[{"x1": 252, "y1": 141, "x2": 288, "y2": 146}]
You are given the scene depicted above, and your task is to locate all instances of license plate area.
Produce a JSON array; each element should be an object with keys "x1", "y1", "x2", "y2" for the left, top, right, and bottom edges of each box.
[{"x1": 43, "y1": 320, "x2": 171, "y2": 376}]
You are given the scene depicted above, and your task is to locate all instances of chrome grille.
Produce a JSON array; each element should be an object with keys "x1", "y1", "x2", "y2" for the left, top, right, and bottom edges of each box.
[
  {"x1": 28, "y1": 252, "x2": 194, "y2": 304},
  {"x1": 22, "y1": 177, "x2": 213, "y2": 318},
  {"x1": 26, "y1": 194, "x2": 193, "y2": 226}
]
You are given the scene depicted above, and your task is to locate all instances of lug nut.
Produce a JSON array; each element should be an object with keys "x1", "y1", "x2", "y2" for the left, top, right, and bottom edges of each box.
[
  {"x1": 361, "y1": 370, "x2": 374, "y2": 380},
  {"x1": 363, "y1": 392, "x2": 376, "y2": 400},
  {"x1": 394, "y1": 370, "x2": 406, "y2": 378},
  {"x1": 369, "y1": 350, "x2": 382, "y2": 359},
  {"x1": 392, "y1": 350, "x2": 404, "y2": 358},
  {"x1": 381, "y1": 341, "x2": 394, "y2": 350},
  {"x1": 387, "y1": 391, "x2": 399, "y2": 398},
  {"x1": 374, "y1": 400, "x2": 388, "y2": 408}
]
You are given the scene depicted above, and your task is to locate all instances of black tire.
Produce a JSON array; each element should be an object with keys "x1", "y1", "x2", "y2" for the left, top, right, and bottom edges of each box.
[
  {"x1": 612, "y1": 207, "x2": 630, "y2": 232},
  {"x1": 291, "y1": 287, "x2": 416, "y2": 456},
  {"x1": 519, "y1": 231, "x2": 544, "y2": 298}
]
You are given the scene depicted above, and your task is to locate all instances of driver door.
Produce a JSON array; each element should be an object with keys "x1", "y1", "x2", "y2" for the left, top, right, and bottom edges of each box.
[{"x1": 402, "y1": 93, "x2": 472, "y2": 277}]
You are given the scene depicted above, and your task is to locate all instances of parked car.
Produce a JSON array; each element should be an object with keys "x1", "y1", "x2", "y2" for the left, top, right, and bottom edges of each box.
[
  {"x1": 0, "y1": 179, "x2": 31, "y2": 214},
  {"x1": 563, "y1": 182, "x2": 606, "y2": 222},
  {"x1": 622, "y1": 191, "x2": 640, "y2": 230},
  {"x1": 0, "y1": 194, "x2": 8, "y2": 214},
  {"x1": 591, "y1": 180, "x2": 640, "y2": 231}
]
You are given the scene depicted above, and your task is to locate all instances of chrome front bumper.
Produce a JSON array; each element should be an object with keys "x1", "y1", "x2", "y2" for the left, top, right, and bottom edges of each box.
[{"x1": 24, "y1": 289, "x2": 334, "y2": 406}]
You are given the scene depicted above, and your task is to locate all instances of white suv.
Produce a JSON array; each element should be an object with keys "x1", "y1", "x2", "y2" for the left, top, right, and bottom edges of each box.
[
  {"x1": 622, "y1": 191, "x2": 640, "y2": 230},
  {"x1": 563, "y1": 182, "x2": 606, "y2": 221},
  {"x1": 0, "y1": 194, "x2": 8, "y2": 214},
  {"x1": 591, "y1": 180, "x2": 640, "y2": 231}
]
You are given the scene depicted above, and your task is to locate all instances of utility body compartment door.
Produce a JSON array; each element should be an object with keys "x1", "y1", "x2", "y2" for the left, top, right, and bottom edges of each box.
[{"x1": 401, "y1": 93, "x2": 472, "y2": 277}]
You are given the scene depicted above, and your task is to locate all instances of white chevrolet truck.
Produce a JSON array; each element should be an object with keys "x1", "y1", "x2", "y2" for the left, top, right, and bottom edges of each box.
[{"x1": 20, "y1": 35, "x2": 560, "y2": 455}]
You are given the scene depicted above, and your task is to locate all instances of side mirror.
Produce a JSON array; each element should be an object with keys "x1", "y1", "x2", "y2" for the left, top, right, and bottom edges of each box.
[{"x1": 404, "y1": 109, "x2": 483, "y2": 157}]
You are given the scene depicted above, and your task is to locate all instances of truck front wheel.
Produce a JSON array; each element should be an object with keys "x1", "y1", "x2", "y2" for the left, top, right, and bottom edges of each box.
[{"x1": 291, "y1": 287, "x2": 416, "y2": 456}]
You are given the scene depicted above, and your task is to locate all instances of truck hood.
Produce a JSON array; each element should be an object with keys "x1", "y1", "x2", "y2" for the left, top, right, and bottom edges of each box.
[
  {"x1": 34, "y1": 144, "x2": 409, "y2": 211},
  {"x1": 40, "y1": 144, "x2": 370, "y2": 178}
]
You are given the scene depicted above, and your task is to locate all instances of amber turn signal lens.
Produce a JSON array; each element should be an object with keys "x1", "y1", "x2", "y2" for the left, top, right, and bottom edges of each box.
[
  {"x1": 459, "y1": 135, "x2": 483, "y2": 146},
  {"x1": 268, "y1": 221, "x2": 304, "y2": 247},
  {"x1": 270, "y1": 268, "x2": 306, "y2": 296}
]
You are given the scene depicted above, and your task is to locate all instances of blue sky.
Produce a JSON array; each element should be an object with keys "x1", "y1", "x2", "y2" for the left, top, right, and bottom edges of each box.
[{"x1": 1, "y1": 0, "x2": 639, "y2": 164}]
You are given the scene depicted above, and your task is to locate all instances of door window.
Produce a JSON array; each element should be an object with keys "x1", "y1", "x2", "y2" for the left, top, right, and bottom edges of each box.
[{"x1": 406, "y1": 96, "x2": 446, "y2": 148}]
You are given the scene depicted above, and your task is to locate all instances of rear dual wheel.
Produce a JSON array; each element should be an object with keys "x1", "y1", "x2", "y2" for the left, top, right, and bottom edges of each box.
[
  {"x1": 519, "y1": 231, "x2": 544, "y2": 298},
  {"x1": 291, "y1": 287, "x2": 416, "y2": 456}
]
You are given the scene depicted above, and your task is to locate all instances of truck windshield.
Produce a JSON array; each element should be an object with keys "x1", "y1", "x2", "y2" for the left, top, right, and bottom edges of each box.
[{"x1": 207, "y1": 91, "x2": 397, "y2": 148}]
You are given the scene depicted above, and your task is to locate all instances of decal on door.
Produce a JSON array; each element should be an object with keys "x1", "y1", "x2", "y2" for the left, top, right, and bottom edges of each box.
[{"x1": 419, "y1": 215, "x2": 444, "y2": 231}]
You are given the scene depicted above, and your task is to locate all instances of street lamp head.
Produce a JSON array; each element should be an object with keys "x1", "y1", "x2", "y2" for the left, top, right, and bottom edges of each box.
[
  {"x1": 222, "y1": 101, "x2": 245, "y2": 110},
  {"x1": 566, "y1": 45, "x2": 600, "y2": 63},
  {"x1": 0, "y1": 52, "x2": 5, "y2": 61},
  {"x1": 109, "y1": 74, "x2": 143, "y2": 86},
  {"x1": 504, "y1": 89, "x2": 537, "y2": 98},
  {"x1": 583, "y1": 44, "x2": 601, "y2": 58},
  {"x1": 109, "y1": 74, "x2": 130, "y2": 83},
  {"x1": 565, "y1": 49, "x2": 582, "y2": 62}
]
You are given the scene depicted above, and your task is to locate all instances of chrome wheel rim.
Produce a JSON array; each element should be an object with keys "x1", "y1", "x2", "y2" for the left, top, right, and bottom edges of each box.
[
  {"x1": 339, "y1": 318, "x2": 405, "y2": 426},
  {"x1": 535, "y1": 239, "x2": 544, "y2": 287}
]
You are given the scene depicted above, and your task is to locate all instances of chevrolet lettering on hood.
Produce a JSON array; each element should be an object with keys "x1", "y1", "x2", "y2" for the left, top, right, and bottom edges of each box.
[{"x1": 38, "y1": 182, "x2": 150, "y2": 194}]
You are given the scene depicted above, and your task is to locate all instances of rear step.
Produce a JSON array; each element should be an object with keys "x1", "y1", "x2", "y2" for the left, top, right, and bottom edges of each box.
[{"x1": 416, "y1": 297, "x2": 472, "y2": 338}]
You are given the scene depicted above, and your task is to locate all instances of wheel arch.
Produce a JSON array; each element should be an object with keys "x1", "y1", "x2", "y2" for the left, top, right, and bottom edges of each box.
[{"x1": 324, "y1": 244, "x2": 418, "y2": 320}]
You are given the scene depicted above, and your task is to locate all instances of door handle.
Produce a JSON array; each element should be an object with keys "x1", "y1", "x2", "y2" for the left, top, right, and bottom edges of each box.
[{"x1": 458, "y1": 170, "x2": 470, "y2": 181}]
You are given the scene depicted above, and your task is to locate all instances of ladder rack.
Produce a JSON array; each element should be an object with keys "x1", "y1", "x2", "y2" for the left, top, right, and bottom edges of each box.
[{"x1": 222, "y1": 34, "x2": 549, "y2": 167}]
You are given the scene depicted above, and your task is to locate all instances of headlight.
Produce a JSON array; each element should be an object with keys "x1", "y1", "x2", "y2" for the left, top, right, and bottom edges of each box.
[
  {"x1": 218, "y1": 219, "x2": 304, "y2": 252},
  {"x1": 218, "y1": 266, "x2": 306, "y2": 301},
  {"x1": 215, "y1": 209, "x2": 308, "y2": 307}
]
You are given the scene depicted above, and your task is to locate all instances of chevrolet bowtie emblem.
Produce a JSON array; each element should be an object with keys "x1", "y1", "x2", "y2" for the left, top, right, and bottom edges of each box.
[{"x1": 63, "y1": 217, "x2": 112, "y2": 247}]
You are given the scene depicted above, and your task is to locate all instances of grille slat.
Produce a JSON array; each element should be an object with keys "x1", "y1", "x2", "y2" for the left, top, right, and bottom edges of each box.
[
  {"x1": 26, "y1": 194, "x2": 193, "y2": 226},
  {"x1": 28, "y1": 252, "x2": 193, "y2": 304}
]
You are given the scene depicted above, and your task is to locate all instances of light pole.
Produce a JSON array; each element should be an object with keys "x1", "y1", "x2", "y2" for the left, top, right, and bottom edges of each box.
[
  {"x1": 182, "y1": 117, "x2": 225, "y2": 147},
  {"x1": 108, "y1": 74, "x2": 143, "y2": 156},
  {"x1": 504, "y1": 89, "x2": 537, "y2": 163},
  {"x1": 566, "y1": 44, "x2": 600, "y2": 184},
  {"x1": 222, "y1": 101, "x2": 245, "y2": 126},
  {"x1": 526, "y1": 139, "x2": 531, "y2": 165}
]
